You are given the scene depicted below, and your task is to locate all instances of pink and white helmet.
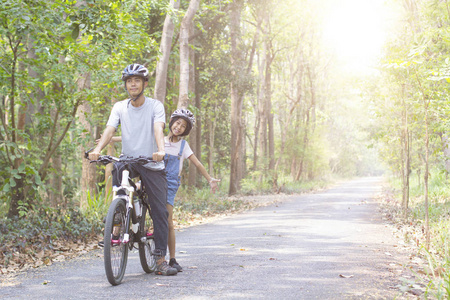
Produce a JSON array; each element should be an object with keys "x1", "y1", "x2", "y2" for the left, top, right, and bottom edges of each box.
[{"x1": 169, "y1": 109, "x2": 196, "y2": 136}]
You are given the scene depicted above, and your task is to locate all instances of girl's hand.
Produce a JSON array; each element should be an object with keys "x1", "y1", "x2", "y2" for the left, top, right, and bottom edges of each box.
[{"x1": 209, "y1": 178, "x2": 221, "y2": 194}]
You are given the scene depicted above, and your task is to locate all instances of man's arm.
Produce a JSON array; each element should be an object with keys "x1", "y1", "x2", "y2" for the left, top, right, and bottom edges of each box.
[
  {"x1": 88, "y1": 125, "x2": 116, "y2": 161},
  {"x1": 152, "y1": 122, "x2": 165, "y2": 161}
]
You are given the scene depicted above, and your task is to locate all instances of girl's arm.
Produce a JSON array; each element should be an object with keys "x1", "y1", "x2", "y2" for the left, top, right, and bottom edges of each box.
[
  {"x1": 111, "y1": 136, "x2": 122, "y2": 143},
  {"x1": 188, "y1": 154, "x2": 220, "y2": 193},
  {"x1": 96, "y1": 135, "x2": 122, "y2": 145}
]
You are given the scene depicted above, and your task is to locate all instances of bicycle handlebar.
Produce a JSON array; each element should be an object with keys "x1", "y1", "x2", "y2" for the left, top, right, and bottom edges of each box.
[{"x1": 84, "y1": 148, "x2": 157, "y2": 166}]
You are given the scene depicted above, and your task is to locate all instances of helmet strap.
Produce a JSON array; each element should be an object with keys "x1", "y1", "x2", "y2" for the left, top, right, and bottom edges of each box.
[{"x1": 124, "y1": 83, "x2": 145, "y2": 106}]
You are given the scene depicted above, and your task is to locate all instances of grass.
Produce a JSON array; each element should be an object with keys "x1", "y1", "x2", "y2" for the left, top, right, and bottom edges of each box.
[
  {"x1": 240, "y1": 171, "x2": 335, "y2": 195},
  {"x1": 173, "y1": 183, "x2": 252, "y2": 225},
  {"x1": 387, "y1": 168, "x2": 450, "y2": 299}
]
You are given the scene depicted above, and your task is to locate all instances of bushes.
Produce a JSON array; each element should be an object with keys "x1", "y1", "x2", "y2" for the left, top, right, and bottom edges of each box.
[
  {"x1": 174, "y1": 184, "x2": 249, "y2": 217},
  {"x1": 0, "y1": 204, "x2": 103, "y2": 270}
]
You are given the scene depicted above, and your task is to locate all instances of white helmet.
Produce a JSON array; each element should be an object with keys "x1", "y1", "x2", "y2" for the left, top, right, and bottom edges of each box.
[{"x1": 121, "y1": 63, "x2": 149, "y2": 81}]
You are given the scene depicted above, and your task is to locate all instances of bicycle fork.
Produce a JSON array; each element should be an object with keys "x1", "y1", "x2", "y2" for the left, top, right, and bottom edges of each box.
[{"x1": 112, "y1": 170, "x2": 137, "y2": 245}]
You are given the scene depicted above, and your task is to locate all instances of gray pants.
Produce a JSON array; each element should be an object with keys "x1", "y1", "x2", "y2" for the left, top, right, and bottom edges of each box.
[{"x1": 112, "y1": 162, "x2": 168, "y2": 256}]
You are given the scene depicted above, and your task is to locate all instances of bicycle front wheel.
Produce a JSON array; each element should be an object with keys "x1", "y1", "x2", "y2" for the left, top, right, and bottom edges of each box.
[
  {"x1": 139, "y1": 204, "x2": 156, "y2": 273},
  {"x1": 104, "y1": 198, "x2": 129, "y2": 285}
]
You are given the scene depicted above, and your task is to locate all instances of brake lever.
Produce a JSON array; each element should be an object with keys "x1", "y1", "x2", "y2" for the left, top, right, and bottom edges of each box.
[{"x1": 85, "y1": 147, "x2": 95, "y2": 159}]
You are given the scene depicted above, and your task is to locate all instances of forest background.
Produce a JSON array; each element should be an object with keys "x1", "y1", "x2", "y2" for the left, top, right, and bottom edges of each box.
[{"x1": 1, "y1": 0, "x2": 450, "y2": 296}]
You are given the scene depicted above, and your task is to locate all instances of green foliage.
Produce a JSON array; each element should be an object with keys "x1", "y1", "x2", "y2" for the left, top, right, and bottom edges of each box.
[
  {"x1": 422, "y1": 244, "x2": 450, "y2": 299},
  {"x1": 282, "y1": 177, "x2": 333, "y2": 194},
  {"x1": 388, "y1": 169, "x2": 450, "y2": 298},
  {"x1": 84, "y1": 189, "x2": 110, "y2": 220},
  {"x1": 0, "y1": 0, "x2": 162, "y2": 216},
  {"x1": 0, "y1": 203, "x2": 103, "y2": 268},
  {"x1": 241, "y1": 171, "x2": 333, "y2": 195},
  {"x1": 241, "y1": 170, "x2": 273, "y2": 194},
  {"x1": 174, "y1": 185, "x2": 246, "y2": 217}
]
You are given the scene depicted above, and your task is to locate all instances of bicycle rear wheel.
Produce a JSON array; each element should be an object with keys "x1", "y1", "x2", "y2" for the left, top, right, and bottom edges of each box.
[
  {"x1": 139, "y1": 204, "x2": 156, "y2": 273},
  {"x1": 104, "y1": 198, "x2": 129, "y2": 285}
]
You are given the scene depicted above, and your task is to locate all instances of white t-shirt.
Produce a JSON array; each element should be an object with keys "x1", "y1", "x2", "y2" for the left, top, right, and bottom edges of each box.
[
  {"x1": 106, "y1": 97, "x2": 165, "y2": 170},
  {"x1": 164, "y1": 136, "x2": 194, "y2": 175}
]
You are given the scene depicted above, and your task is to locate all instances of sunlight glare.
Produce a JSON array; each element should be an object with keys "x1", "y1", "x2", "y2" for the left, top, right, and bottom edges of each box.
[{"x1": 323, "y1": 0, "x2": 390, "y2": 74}]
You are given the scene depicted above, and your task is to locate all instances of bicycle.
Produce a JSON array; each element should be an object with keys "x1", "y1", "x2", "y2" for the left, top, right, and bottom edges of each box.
[{"x1": 85, "y1": 150, "x2": 157, "y2": 285}]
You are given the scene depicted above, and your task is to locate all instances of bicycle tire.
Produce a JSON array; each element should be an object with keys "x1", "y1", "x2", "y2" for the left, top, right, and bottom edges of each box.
[
  {"x1": 104, "y1": 198, "x2": 129, "y2": 285},
  {"x1": 138, "y1": 204, "x2": 156, "y2": 273}
]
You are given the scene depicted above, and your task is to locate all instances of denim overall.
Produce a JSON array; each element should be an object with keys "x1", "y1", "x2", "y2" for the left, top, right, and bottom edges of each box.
[{"x1": 164, "y1": 139, "x2": 186, "y2": 206}]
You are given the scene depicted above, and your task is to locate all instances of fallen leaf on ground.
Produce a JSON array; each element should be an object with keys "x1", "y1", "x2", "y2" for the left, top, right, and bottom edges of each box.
[
  {"x1": 53, "y1": 255, "x2": 65, "y2": 262},
  {"x1": 339, "y1": 274, "x2": 354, "y2": 278},
  {"x1": 433, "y1": 267, "x2": 445, "y2": 277}
]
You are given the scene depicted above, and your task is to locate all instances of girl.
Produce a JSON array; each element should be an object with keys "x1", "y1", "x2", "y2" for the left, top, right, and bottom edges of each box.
[{"x1": 164, "y1": 109, "x2": 220, "y2": 272}]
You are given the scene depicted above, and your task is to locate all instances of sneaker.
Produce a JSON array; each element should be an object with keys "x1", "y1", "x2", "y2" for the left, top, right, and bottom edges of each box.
[
  {"x1": 155, "y1": 259, "x2": 177, "y2": 276},
  {"x1": 169, "y1": 258, "x2": 183, "y2": 272}
]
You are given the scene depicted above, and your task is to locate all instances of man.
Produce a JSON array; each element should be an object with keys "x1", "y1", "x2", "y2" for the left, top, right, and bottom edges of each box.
[{"x1": 89, "y1": 63, "x2": 177, "y2": 276}]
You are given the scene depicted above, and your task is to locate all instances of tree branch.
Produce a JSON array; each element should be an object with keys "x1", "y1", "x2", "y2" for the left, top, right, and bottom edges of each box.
[{"x1": 39, "y1": 98, "x2": 82, "y2": 180}]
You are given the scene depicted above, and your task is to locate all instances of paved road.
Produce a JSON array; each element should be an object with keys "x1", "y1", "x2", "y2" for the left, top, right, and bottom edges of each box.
[{"x1": 1, "y1": 177, "x2": 410, "y2": 299}]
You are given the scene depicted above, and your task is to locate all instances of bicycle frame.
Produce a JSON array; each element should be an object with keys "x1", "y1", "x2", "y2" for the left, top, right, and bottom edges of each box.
[{"x1": 85, "y1": 151, "x2": 157, "y2": 285}]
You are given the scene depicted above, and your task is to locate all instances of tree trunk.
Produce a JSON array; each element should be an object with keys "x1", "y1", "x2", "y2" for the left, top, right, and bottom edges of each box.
[
  {"x1": 7, "y1": 38, "x2": 24, "y2": 218},
  {"x1": 178, "y1": 0, "x2": 199, "y2": 109},
  {"x1": 401, "y1": 84, "x2": 410, "y2": 217},
  {"x1": 256, "y1": 38, "x2": 266, "y2": 169},
  {"x1": 441, "y1": 134, "x2": 450, "y2": 178},
  {"x1": 104, "y1": 142, "x2": 115, "y2": 203},
  {"x1": 154, "y1": 0, "x2": 181, "y2": 103},
  {"x1": 265, "y1": 47, "x2": 275, "y2": 171},
  {"x1": 77, "y1": 73, "x2": 96, "y2": 209},
  {"x1": 424, "y1": 101, "x2": 430, "y2": 249},
  {"x1": 48, "y1": 65, "x2": 64, "y2": 207},
  {"x1": 49, "y1": 155, "x2": 63, "y2": 207},
  {"x1": 295, "y1": 107, "x2": 311, "y2": 181},
  {"x1": 26, "y1": 39, "x2": 44, "y2": 141},
  {"x1": 249, "y1": 21, "x2": 260, "y2": 172},
  {"x1": 207, "y1": 108, "x2": 216, "y2": 176},
  {"x1": 415, "y1": 71, "x2": 430, "y2": 249},
  {"x1": 229, "y1": 0, "x2": 244, "y2": 195},
  {"x1": 188, "y1": 24, "x2": 199, "y2": 187}
]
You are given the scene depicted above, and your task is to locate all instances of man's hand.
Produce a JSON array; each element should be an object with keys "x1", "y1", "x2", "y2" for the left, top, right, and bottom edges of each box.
[
  {"x1": 88, "y1": 149, "x2": 101, "y2": 161},
  {"x1": 152, "y1": 151, "x2": 165, "y2": 162},
  {"x1": 90, "y1": 126, "x2": 116, "y2": 161}
]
